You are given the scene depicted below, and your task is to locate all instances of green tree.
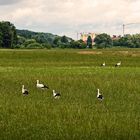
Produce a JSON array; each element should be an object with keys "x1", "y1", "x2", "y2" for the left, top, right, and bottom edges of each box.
[
  {"x1": 26, "y1": 42, "x2": 43, "y2": 49},
  {"x1": 61, "y1": 35, "x2": 68, "y2": 43},
  {"x1": 0, "y1": 21, "x2": 17, "y2": 48},
  {"x1": 0, "y1": 32, "x2": 2, "y2": 47},
  {"x1": 47, "y1": 37, "x2": 53, "y2": 44},
  {"x1": 33, "y1": 34, "x2": 48, "y2": 44},
  {"x1": 42, "y1": 43, "x2": 52, "y2": 49},
  {"x1": 53, "y1": 36, "x2": 61, "y2": 47},
  {"x1": 132, "y1": 34, "x2": 140, "y2": 48},
  {"x1": 69, "y1": 40, "x2": 86, "y2": 49},
  {"x1": 70, "y1": 40, "x2": 79, "y2": 48},
  {"x1": 117, "y1": 34, "x2": 140, "y2": 48},
  {"x1": 94, "y1": 33, "x2": 112, "y2": 48},
  {"x1": 23, "y1": 39, "x2": 36, "y2": 48},
  {"x1": 87, "y1": 36, "x2": 92, "y2": 48},
  {"x1": 17, "y1": 36, "x2": 26, "y2": 45}
]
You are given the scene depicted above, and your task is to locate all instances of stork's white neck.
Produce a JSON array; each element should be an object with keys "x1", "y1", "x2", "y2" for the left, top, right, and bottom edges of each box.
[
  {"x1": 97, "y1": 89, "x2": 100, "y2": 96},
  {"x1": 37, "y1": 80, "x2": 39, "y2": 84},
  {"x1": 22, "y1": 85, "x2": 25, "y2": 93},
  {"x1": 22, "y1": 85, "x2": 24, "y2": 89},
  {"x1": 53, "y1": 90, "x2": 55, "y2": 95}
]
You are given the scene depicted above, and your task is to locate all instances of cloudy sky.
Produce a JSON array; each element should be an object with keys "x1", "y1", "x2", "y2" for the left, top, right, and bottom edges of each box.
[{"x1": 0, "y1": 0, "x2": 140, "y2": 39}]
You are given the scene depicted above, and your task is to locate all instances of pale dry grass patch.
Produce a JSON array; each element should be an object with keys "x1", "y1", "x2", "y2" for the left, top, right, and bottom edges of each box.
[{"x1": 78, "y1": 51, "x2": 102, "y2": 55}]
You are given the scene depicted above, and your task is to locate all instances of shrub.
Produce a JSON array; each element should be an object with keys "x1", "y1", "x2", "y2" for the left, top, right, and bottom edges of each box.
[{"x1": 26, "y1": 43, "x2": 43, "y2": 49}]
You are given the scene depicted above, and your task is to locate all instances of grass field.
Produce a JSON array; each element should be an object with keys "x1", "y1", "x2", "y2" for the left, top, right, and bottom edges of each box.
[{"x1": 0, "y1": 48, "x2": 140, "y2": 140}]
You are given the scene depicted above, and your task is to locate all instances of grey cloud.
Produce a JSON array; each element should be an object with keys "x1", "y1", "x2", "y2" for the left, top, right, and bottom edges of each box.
[
  {"x1": 0, "y1": 0, "x2": 140, "y2": 39},
  {"x1": 0, "y1": 0, "x2": 20, "y2": 5}
]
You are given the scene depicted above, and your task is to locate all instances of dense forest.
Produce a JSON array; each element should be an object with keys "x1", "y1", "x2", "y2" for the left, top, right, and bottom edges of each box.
[
  {"x1": 16, "y1": 29, "x2": 74, "y2": 48},
  {"x1": 0, "y1": 21, "x2": 140, "y2": 49},
  {"x1": 16, "y1": 29, "x2": 89, "y2": 49}
]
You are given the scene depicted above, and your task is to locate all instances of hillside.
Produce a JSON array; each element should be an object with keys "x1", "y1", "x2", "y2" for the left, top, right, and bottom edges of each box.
[{"x1": 16, "y1": 29, "x2": 73, "y2": 45}]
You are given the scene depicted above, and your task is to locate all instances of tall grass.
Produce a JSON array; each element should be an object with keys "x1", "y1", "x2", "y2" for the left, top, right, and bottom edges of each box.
[{"x1": 0, "y1": 49, "x2": 139, "y2": 140}]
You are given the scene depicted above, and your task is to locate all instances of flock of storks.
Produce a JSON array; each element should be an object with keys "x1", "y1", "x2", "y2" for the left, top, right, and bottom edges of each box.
[
  {"x1": 101, "y1": 61, "x2": 121, "y2": 67},
  {"x1": 22, "y1": 80, "x2": 60, "y2": 99},
  {"x1": 22, "y1": 61, "x2": 121, "y2": 101}
]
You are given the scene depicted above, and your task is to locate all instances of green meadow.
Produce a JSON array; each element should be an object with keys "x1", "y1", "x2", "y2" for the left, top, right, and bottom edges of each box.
[{"x1": 0, "y1": 48, "x2": 140, "y2": 140}]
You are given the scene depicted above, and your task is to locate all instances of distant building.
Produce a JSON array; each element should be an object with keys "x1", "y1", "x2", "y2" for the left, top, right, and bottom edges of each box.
[
  {"x1": 80, "y1": 32, "x2": 97, "y2": 45},
  {"x1": 112, "y1": 35, "x2": 121, "y2": 40}
]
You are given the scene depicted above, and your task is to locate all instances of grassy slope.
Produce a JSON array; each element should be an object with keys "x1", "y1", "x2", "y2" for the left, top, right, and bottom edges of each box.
[{"x1": 0, "y1": 49, "x2": 140, "y2": 140}]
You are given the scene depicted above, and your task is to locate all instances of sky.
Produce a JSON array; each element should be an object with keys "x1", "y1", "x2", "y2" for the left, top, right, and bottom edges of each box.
[{"x1": 0, "y1": 0, "x2": 140, "y2": 39}]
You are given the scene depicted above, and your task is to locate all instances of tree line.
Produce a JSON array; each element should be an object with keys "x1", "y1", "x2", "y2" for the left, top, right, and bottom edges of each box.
[
  {"x1": 0, "y1": 21, "x2": 140, "y2": 49},
  {"x1": 0, "y1": 21, "x2": 17, "y2": 48},
  {"x1": 95, "y1": 33, "x2": 140, "y2": 48}
]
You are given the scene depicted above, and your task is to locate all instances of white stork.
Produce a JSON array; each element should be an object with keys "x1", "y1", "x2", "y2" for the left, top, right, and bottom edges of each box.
[
  {"x1": 22, "y1": 85, "x2": 29, "y2": 95},
  {"x1": 36, "y1": 80, "x2": 49, "y2": 89},
  {"x1": 101, "y1": 62, "x2": 105, "y2": 67},
  {"x1": 97, "y1": 89, "x2": 104, "y2": 101},
  {"x1": 115, "y1": 61, "x2": 121, "y2": 67},
  {"x1": 53, "y1": 90, "x2": 61, "y2": 99}
]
